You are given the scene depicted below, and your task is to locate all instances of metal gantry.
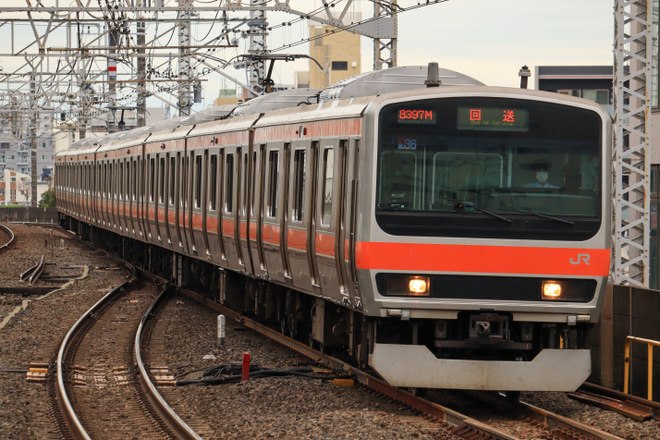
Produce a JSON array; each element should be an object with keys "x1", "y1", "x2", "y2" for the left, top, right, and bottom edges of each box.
[
  {"x1": 613, "y1": 0, "x2": 654, "y2": 287},
  {"x1": 0, "y1": 0, "x2": 449, "y2": 206}
]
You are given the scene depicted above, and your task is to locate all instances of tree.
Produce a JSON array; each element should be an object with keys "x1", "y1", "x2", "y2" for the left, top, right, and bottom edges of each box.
[{"x1": 39, "y1": 189, "x2": 55, "y2": 208}]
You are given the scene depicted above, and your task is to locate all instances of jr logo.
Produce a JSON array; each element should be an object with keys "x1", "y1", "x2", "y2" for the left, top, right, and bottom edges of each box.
[{"x1": 570, "y1": 253, "x2": 591, "y2": 265}]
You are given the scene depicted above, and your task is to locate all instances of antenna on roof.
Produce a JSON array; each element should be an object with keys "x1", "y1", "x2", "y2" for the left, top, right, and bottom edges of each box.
[{"x1": 425, "y1": 62, "x2": 441, "y2": 88}]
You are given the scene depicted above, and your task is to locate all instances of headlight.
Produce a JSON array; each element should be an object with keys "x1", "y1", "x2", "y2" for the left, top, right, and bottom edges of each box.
[
  {"x1": 409, "y1": 278, "x2": 429, "y2": 295},
  {"x1": 382, "y1": 275, "x2": 431, "y2": 296},
  {"x1": 542, "y1": 281, "x2": 562, "y2": 299},
  {"x1": 541, "y1": 280, "x2": 591, "y2": 301}
]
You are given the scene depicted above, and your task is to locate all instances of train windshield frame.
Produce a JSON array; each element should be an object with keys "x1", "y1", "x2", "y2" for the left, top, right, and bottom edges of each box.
[{"x1": 376, "y1": 97, "x2": 604, "y2": 240}]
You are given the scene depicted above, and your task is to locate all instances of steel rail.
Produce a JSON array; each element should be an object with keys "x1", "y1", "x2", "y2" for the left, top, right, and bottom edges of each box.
[
  {"x1": 55, "y1": 278, "x2": 133, "y2": 440},
  {"x1": 56, "y1": 273, "x2": 202, "y2": 440},
  {"x1": 180, "y1": 287, "x2": 517, "y2": 440},
  {"x1": 27, "y1": 255, "x2": 45, "y2": 285},
  {"x1": 0, "y1": 224, "x2": 15, "y2": 250},
  {"x1": 134, "y1": 285, "x2": 203, "y2": 440}
]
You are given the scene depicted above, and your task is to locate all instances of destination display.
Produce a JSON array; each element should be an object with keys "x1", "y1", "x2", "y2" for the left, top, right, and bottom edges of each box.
[
  {"x1": 397, "y1": 108, "x2": 436, "y2": 125},
  {"x1": 457, "y1": 106, "x2": 529, "y2": 132}
]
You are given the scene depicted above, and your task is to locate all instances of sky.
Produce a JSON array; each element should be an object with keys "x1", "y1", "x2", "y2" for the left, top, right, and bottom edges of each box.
[
  {"x1": 392, "y1": 0, "x2": 613, "y2": 88},
  {"x1": 0, "y1": 0, "x2": 616, "y2": 110},
  {"x1": 256, "y1": 0, "x2": 614, "y2": 93}
]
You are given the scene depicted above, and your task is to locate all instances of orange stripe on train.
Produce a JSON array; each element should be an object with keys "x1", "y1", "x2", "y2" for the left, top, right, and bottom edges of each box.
[{"x1": 355, "y1": 242, "x2": 610, "y2": 277}]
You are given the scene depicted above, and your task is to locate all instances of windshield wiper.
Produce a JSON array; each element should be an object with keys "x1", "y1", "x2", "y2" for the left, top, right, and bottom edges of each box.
[
  {"x1": 457, "y1": 202, "x2": 511, "y2": 223},
  {"x1": 528, "y1": 211, "x2": 574, "y2": 225},
  {"x1": 500, "y1": 209, "x2": 575, "y2": 225}
]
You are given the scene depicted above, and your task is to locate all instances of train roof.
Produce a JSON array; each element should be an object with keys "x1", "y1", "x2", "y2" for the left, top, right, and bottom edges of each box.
[
  {"x1": 229, "y1": 88, "x2": 321, "y2": 117},
  {"x1": 58, "y1": 65, "x2": 487, "y2": 155},
  {"x1": 318, "y1": 65, "x2": 484, "y2": 102}
]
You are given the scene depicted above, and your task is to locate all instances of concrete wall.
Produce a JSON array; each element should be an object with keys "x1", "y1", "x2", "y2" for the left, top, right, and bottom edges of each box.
[{"x1": 0, "y1": 207, "x2": 58, "y2": 223}]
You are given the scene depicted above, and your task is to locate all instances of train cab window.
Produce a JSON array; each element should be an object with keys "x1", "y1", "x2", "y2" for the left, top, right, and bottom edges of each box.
[
  {"x1": 321, "y1": 147, "x2": 334, "y2": 226},
  {"x1": 159, "y1": 157, "x2": 165, "y2": 204},
  {"x1": 379, "y1": 151, "x2": 417, "y2": 210},
  {"x1": 376, "y1": 97, "x2": 604, "y2": 240},
  {"x1": 225, "y1": 153, "x2": 234, "y2": 213},
  {"x1": 292, "y1": 149, "x2": 306, "y2": 222},
  {"x1": 194, "y1": 154, "x2": 202, "y2": 209},
  {"x1": 267, "y1": 150, "x2": 279, "y2": 218},
  {"x1": 209, "y1": 154, "x2": 218, "y2": 212}
]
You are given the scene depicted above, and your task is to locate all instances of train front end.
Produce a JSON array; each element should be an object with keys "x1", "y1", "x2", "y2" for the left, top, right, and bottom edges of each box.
[{"x1": 358, "y1": 87, "x2": 611, "y2": 391}]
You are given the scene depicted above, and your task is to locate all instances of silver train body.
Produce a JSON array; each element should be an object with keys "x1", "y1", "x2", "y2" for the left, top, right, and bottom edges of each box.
[{"x1": 56, "y1": 67, "x2": 612, "y2": 391}]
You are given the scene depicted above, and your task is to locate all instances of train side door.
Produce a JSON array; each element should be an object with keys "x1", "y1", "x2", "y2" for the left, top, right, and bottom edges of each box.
[
  {"x1": 173, "y1": 152, "x2": 184, "y2": 251},
  {"x1": 251, "y1": 144, "x2": 267, "y2": 277},
  {"x1": 237, "y1": 145, "x2": 255, "y2": 274},
  {"x1": 232, "y1": 147, "x2": 247, "y2": 271},
  {"x1": 314, "y1": 140, "x2": 350, "y2": 304},
  {"x1": 306, "y1": 141, "x2": 321, "y2": 292}
]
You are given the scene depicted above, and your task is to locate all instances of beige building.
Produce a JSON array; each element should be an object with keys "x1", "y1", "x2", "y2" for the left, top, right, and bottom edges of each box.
[
  {"x1": 306, "y1": 23, "x2": 361, "y2": 89},
  {"x1": 0, "y1": 169, "x2": 49, "y2": 206}
]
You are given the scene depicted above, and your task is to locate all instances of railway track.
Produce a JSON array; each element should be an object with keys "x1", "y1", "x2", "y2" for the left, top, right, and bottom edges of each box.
[
  {"x1": 0, "y1": 223, "x2": 15, "y2": 250},
  {"x1": 181, "y1": 287, "x2": 625, "y2": 440},
  {"x1": 54, "y1": 273, "x2": 200, "y2": 440}
]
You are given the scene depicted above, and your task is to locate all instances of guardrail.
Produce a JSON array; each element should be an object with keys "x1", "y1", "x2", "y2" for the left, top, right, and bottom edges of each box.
[{"x1": 624, "y1": 335, "x2": 660, "y2": 400}]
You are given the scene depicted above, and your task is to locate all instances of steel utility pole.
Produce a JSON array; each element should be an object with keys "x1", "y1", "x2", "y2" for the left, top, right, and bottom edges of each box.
[{"x1": 613, "y1": 0, "x2": 653, "y2": 287}]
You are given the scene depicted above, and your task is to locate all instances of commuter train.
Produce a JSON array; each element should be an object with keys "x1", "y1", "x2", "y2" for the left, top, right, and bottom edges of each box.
[{"x1": 55, "y1": 65, "x2": 611, "y2": 391}]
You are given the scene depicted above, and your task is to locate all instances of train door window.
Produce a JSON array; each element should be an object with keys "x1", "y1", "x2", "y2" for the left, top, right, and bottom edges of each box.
[
  {"x1": 321, "y1": 147, "x2": 334, "y2": 226},
  {"x1": 225, "y1": 153, "x2": 234, "y2": 214},
  {"x1": 98, "y1": 164, "x2": 102, "y2": 197},
  {"x1": 292, "y1": 149, "x2": 306, "y2": 222},
  {"x1": 119, "y1": 162, "x2": 124, "y2": 201},
  {"x1": 159, "y1": 157, "x2": 165, "y2": 204},
  {"x1": 251, "y1": 150, "x2": 258, "y2": 215},
  {"x1": 242, "y1": 153, "x2": 248, "y2": 215},
  {"x1": 110, "y1": 162, "x2": 114, "y2": 200},
  {"x1": 194, "y1": 154, "x2": 202, "y2": 209},
  {"x1": 267, "y1": 150, "x2": 279, "y2": 218},
  {"x1": 126, "y1": 160, "x2": 132, "y2": 201},
  {"x1": 149, "y1": 157, "x2": 156, "y2": 203},
  {"x1": 209, "y1": 154, "x2": 218, "y2": 211},
  {"x1": 133, "y1": 159, "x2": 139, "y2": 202},
  {"x1": 169, "y1": 156, "x2": 176, "y2": 205}
]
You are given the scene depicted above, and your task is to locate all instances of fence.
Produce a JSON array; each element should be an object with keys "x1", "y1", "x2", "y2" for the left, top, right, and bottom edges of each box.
[{"x1": 0, "y1": 207, "x2": 58, "y2": 223}]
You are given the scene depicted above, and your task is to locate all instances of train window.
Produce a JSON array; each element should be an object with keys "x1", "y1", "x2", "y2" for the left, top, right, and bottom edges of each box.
[
  {"x1": 376, "y1": 96, "x2": 603, "y2": 240},
  {"x1": 241, "y1": 153, "x2": 248, "y2": 215},
  {"x1": 321, "y1": 148, "x2": 334, "y2": 226},
  {"x1": 169, "y1": 156, "x2": 175, "y2": 205},
  {"x1": 209, "y1": 154, "x2": 218, "y2": 211},
  {"x1": 251, "y1": 150, "x2": 257, "y2": 215},
  {"x1": 109, "y1": 163, "x2": 114, "y2": 200},
  {"x1": 379, "y1": 151, "x2": 417, "y2": 210},
  {"x1": 267, "y1": 150, "x2": 279, "y2": 218},
  {"x1": 225, "y1": 153, "x2": 234, "y2": 213},
  {"x1": 194, "y1": 155, "x2": 202, "y2": 209},
  {"x1": 132, "y1": 159, "x2": 138, "y2": 202},
  {"x1": 292, "y1": 149, "x2": 306, "y2": 222},
  {"x1": 119, "y1": 162, "x2": 124, "y2": 201},
  {"x1": 98, "y1": 164, "x2": 102, "y2": 197},
  {"x1": 159, "y1": 157, "x2": 165, "y2": 204},
  {"x1": 149, "y1": 158, "x2": 155, "y2": 203},
  {"x1": 126, "y1": 161, "x2": 132, "y2": 200}
]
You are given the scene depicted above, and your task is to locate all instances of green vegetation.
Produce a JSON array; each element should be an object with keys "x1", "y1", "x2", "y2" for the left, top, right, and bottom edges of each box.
[{"x1": 38, "y1": 189, "x2": 55, "y2": 208}]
